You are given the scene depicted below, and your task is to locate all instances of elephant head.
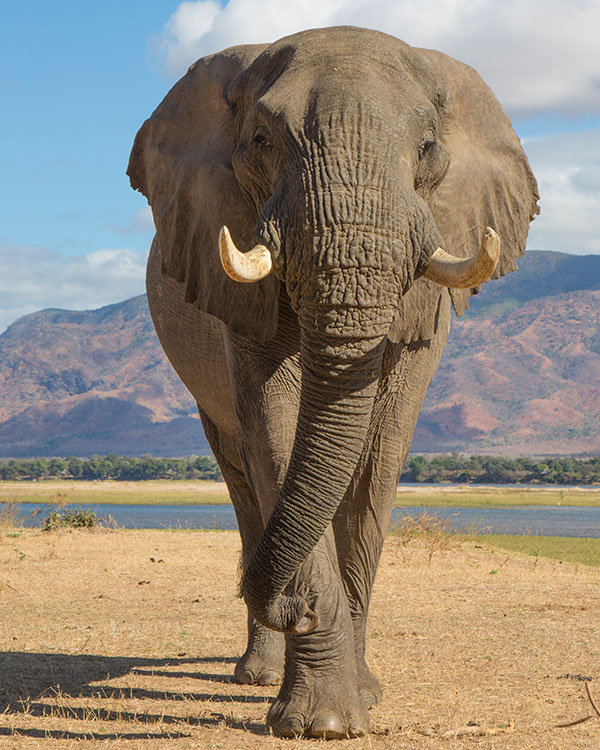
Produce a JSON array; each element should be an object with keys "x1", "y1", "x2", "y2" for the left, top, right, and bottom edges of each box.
[{"x1": 128, "y1": 27, "x2": 538, "y2": 634}]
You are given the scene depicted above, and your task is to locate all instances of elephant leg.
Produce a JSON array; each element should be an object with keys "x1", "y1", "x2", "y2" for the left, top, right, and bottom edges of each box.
[
  {"x1": 267, "y1": 527, "x2": 369, "y2": 739},
  {"x1": 333, "y1": 309, "x2": 450, "y2": 709},
  {"x1": 198, "y1": 408, "x2": 285, "y2": 686}
]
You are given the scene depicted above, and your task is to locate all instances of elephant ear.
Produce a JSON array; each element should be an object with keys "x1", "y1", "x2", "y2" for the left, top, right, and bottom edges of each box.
[
  {"x1": 128, "y1": 44, "x2": 280, "y2": 341},
  {"x1": 418, "y1": 48, "x2": 540, "y2": 315}
]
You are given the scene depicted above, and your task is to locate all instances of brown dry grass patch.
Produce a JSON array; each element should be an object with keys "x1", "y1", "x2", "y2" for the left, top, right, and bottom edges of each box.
[{"x1": 1, "y1": 528, "x2": 599, "y2": 748}]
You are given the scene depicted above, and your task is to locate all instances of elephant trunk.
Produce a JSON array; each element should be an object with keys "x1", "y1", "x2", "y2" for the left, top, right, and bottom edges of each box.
[
  {"x1": 242, "y1": 284, "x2": 395, "y2": 634},
  {"x1": 240, "y1": 114, "x2": 433, "y2": 632}
]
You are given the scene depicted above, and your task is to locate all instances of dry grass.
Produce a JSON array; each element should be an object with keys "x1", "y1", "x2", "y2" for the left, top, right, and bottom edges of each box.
[
  {"x1": 1, "y1": 528, "x2": 599, "y2": 748},
  {"x1": 390, "y1": 511, "x2": 459, "y2": 564},
  {"x1": 0, "y1": 503, "x2": 22, "y2": 533},
  {"x1": 0, "y1": 481, "x2": 231, "y2": 506}
]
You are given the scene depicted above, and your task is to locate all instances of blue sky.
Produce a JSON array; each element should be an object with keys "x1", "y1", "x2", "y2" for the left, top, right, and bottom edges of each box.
[
  {"x1": 2, "y1": 2, "x2": 171, "y2": 257},
  {"x1": 1, "y1": 0, "x2": 599, "y2": 332}
]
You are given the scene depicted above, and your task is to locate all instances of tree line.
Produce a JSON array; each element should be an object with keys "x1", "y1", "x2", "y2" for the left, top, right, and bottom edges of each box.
[
  {"x1": 399, "y1": 454, "x2": 600, "y2": 485},
  {"x1": 0, "y1": 453, "x2": 599, "y2": 485},
  {"x1": 0, "y1": 454, "x2": 222, "y2": 481}
]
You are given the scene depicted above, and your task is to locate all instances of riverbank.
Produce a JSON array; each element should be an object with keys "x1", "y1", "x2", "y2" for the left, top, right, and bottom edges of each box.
[
  {"x1": 1, "y1": 479, "x2": 600, "y2": 507},
  {"x1": 461, "y1": 533, "x2": 600, "y2": 567}
]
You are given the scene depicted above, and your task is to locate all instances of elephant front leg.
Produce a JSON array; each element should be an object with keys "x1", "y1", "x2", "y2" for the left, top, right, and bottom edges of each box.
[
  {"x1": 234, "y1": 612, "x2": 284, "y2": 686},
  {"x1": 218, "y1": 467, "x2": 286, "y2": 686},
  {"x1": 198, "y1": 409, "x2": 285, "y2": 686},
  {"x1": 267, "y1": 528, "x2": 369, "y2": 739}
]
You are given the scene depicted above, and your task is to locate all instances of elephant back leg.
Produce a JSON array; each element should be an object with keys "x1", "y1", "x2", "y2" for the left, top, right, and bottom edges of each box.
[
  {"x1": 198, "y1": 408, "x2": 285, "y2": 686},
  {"x1": 333, "y1": 294, "x2": 451, "y2": 708}
]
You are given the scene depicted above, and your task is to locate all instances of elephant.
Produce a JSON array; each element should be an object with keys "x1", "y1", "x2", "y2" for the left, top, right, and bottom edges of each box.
[{"x1": 128, "y1": 26, "x2": 539, "y2": 739}]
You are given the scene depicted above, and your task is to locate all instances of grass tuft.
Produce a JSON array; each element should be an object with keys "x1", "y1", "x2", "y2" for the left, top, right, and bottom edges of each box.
[
  {"x1": 390, "y1": 511, "x2": 458, "y2": 563},
  {"x1": 0, "y1": 502, "x2": 22, "y2": 532}
]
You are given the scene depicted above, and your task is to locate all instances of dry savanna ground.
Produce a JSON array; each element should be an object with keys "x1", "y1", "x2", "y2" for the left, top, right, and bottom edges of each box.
[{"x1": 0, "y1": 528, "x2": 599, "y2": 749}]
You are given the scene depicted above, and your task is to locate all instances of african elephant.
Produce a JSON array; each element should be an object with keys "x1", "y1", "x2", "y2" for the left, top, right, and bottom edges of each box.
[{"x1": 128, "y1": 26, "x2": 538, "y2": 738}]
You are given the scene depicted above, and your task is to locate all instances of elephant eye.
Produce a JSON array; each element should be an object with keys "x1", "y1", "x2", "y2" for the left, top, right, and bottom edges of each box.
[
  {"x1": 253, "y1": 128, "x2": 271, "y2": 149},
  {"x1": 419, "y1": 138, "x2": 436, "y2": 158}
]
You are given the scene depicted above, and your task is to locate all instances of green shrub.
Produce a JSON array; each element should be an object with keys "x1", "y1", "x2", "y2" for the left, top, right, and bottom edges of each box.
[{"x1": 42, "y1": 507, "x2": 98, "y2": 531}]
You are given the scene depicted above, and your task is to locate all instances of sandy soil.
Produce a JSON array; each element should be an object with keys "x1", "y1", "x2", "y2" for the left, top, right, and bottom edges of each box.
[{"x1": 0, "y1": 528, "x2": 599, "y2": 749}]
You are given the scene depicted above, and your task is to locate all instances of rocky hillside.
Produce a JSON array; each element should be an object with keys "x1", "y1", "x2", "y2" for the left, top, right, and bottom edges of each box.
[
  {"x1": 413, "y1": 251, "x2": 600, "y2": 455},
  {"x1": 1, "y1": 251, "x2": 598, "y2": 457},
  {"x1": 0, "y1": 297, "x2": 204, "y2": 457},
  {"x1": 415, "y1": 288, "x2": 600, "y2": 455}
]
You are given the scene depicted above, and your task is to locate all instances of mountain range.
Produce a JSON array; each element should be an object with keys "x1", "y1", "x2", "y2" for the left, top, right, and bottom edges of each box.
[{"x1": 1, "y1": 250, "x2": 599, "y2": 457}]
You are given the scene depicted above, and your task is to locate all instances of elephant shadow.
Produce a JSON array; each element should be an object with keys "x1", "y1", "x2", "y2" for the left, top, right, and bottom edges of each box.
[{"x1": 0, "y1": 651, "x2": 271, "y2": 740}]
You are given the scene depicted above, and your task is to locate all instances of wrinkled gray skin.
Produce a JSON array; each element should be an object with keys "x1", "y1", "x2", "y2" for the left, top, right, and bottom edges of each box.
[{"x1": 129, "y1": 27, "x2": 538, "y2": 739}]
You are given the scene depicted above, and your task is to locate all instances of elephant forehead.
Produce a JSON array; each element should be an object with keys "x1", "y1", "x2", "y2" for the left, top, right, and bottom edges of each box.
[
  {"x1": 259, "y1": 63, "x2": 427, "y2": 128},
  {"x1": 241, "y1": 29, "x2": 433, "y2": 128},
  {"x1": 264, "y1": 26, "x2": 414, "y2": 74}
]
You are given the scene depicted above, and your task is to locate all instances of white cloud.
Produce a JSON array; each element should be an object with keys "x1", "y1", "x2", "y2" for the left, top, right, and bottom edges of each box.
[
  {"x1": 0, "y1": 245, "x2": 147, "y2": 334},
  {"x1": 524, "y1": 129, "x2": 600, "y2": 253},
  {"x1": 156, "y1": 0, "x2": 351, "y2": 79},
  {"x1": 155, "y1": 0, "x2": 600, "y2": 118}
]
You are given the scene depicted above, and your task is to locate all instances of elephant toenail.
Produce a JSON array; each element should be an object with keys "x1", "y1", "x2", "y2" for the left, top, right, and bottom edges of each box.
[
  {"x1": 309, "y1": 712, "x2": 345, "y2": 739},
  {"x1": 258, "y1": 670, "x2": 282, "y2": 686},
  {"x1": 277, "y1": 715, "x2": 304, "y2": 737},
  {"x1": 348, "y1": 718, "x2": 367, "y2": 737},
  {"x1": 235, "y1": 669, "x2": 255, "y2": 685},
  {"x1": 361, "y1": 691, "x2": 378, "y2": 710}
]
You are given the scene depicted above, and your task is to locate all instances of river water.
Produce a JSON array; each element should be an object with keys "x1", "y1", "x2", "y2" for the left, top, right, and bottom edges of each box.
[{"x1": 13, "y1": 503, "x2": 600, "y2": 538}]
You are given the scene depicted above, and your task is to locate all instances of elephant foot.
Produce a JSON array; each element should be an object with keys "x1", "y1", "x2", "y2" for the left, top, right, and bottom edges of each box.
[
  {"x1": 357, "y1": 660, "x2": 383, "y2": 710},
  {"x1": 234, "y1": 620, "x2": 285, "y2": 686},
  {"x1": 268, "y1": 662, "x2": 369, "y2": 739}
]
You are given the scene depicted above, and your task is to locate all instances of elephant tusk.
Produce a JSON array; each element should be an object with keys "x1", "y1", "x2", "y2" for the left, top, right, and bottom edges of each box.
[
  {"x1": 219, "y1": 226, "x2": 273, "y2": 283},
  {"x1": 423, "y1": 227, "x2": 500, "y2": 288}
]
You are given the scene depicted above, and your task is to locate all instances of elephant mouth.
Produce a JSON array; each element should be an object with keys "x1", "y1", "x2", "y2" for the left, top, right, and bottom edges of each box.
[{"x1": 219, "y1": 222, "x2": 500, "y2": 289}]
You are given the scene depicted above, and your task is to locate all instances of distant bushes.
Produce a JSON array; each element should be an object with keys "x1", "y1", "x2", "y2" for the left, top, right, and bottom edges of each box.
[
  {"x1": 0, "y1": 454, "x2": 222, "y2": 481},
  {"x1": 0, "y1": 453, "x2": 599, "y2": 485},
  {"x1": 399, "y1": 454, "x2": 600, "y2": 485}
]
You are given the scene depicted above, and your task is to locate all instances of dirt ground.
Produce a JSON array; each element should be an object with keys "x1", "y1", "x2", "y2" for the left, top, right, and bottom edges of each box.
[{"x1": 0, "y1": 528, "x2": 599, "y2": 749}]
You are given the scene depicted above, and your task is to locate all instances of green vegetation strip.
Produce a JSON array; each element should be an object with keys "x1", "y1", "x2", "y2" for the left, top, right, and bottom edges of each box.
[{"x1": 462, "y1": 533, "x2": 600, "y2": 568}]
